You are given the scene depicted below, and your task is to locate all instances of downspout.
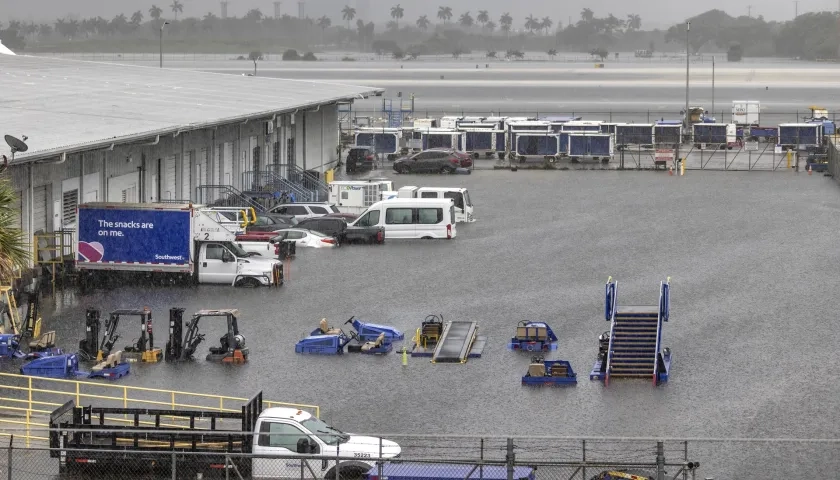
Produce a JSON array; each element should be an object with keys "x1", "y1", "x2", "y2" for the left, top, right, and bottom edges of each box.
[
  {"x1": 27, "y1": 163, "x2": 34, "y2": 267},
  {"x1": 180, "y1": 133, "x2": 185, "y2": 200}
]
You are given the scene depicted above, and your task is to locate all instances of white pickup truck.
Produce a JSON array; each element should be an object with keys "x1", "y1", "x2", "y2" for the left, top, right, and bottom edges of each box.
[{"x1": 51, "y1": 392, "x2": 400, "y2": 479}]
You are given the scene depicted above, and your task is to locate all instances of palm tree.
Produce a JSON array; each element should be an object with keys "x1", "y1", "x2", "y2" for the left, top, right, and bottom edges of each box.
[
  {"x1": 0, "y1": 174, "x2": 28, "y2": 283},
  {"x1": 38, "y1": 23, "x2": 52, "y2": 38},
  {"x1": 580, "y1": 8, "x2": 594, "y2": 23},
  {"x1": 149, "y1": 5, "x2": 163, "y2": 20},
  {"x1": 437, "y1": 6, "x2": 453, "y2": 24},
  {"x1": 499, "y1": 12, "x2": 512, "y2": 36},
  {"x1": 524, "y1": 14, "x2": 537, "y2": 33},
  {"x1": 477, "y1": 10, "x2": 489, "y2": 29},
  {"x1": 541, "y1": 16, "x2": 553, "y2": 35},
  {"x1": 390, "y1": 4, "x2": 404, "y2": 28},
  {"x1": 416, "y1": 15, "x2": 430, "y2": 31},
  {"x1": 626, "y1": 14, "x2": 641, "y2": 31},
  {"x1": 486, "y1": 20, "x2": 496, "y2": 33},
  {"x1": 317, "y1": 15, "x2": 331, "y2": 38},
  {"x1": 202, "y1": 12, "x2": 216, "y2": 30},
  {"x1": 130, "y1": 10, "x2": 144, "y2": 27},
  {"x1": 459, "y1": 12, "x2": 474, "y2": 29},
  {"x1": 170, "y1": 0, "x2": 183, "y2": 20},
  {"x1": 547, "y1": 48, "x2": 557, "y2": 60},
  {"x1": 341, "y1": 6, "x2": 356, "y2": 29}
]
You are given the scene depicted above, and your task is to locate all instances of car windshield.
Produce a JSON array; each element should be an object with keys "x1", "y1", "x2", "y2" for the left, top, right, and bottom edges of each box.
[
  {"x1": 330, "y1": 205, "x2": 340, "y2": 213},
  {"x1": 301, "y1": 417, "x2": 349, "y2": 445},
  {"x1": 226, "y1": 242, "x2": 248, "y2": 257}
]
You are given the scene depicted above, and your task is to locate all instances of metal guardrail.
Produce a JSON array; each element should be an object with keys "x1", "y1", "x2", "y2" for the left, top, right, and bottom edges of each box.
[
  {"x1": 243, "y1": 170, "x2": 314, "y2": 203},
  {"x1": 267, "y1": 163, "x2": 329, "y2": 200},
  {"x1": 195, "y1": 185, "x2": 266, "y2": 212},
  {"x1": 0, "y1": 372, "x2": 319, "y2": 447}
]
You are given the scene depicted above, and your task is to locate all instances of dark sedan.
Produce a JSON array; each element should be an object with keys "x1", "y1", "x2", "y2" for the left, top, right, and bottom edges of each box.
[
  {"x1": 245, "y1": 214, "x2": 299, "y2": 233},
  {"x1": 392, "y1": 149, "x2": 472, "y2": 174}
]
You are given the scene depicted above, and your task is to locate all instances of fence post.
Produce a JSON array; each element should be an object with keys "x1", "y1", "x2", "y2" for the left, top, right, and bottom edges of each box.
[
  {"x1": 171, "y1": 450, "x2": 176, "y2": 480},
  {"x1": 505, "y1": 438, "x2": 514, "y2": 480},
  {"x1": 656, "y1": 441, "x2": 665, "y2": 480},
  {"x1": 336, "y1": 440, "x2": 341, "y2": 480},
  {"x1": 581, "y1": 439, "x2": 586, "y2": 480},
  {"x1": 7, "y1": 436, "x2": 13, "y2": 480},
  {"x1": 377, "y1": 437, "x2": 383, "y2": 480}
]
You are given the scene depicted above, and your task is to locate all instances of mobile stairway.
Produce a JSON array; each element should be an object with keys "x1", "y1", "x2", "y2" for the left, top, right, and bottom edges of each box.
[
  {"x1": 430, "y1": 321, "x2": 486, "y2": 364},
  {"x1": 591, "y1": 277, "x2": 671, "y2": 386}
]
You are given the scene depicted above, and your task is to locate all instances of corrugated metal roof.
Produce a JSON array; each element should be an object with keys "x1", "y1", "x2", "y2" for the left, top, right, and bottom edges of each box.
[{"x1": 0, "y1": 54, "x2": 382, "y2": 163}]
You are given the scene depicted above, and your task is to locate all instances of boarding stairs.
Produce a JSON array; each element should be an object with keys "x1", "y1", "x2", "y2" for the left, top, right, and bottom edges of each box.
[
  {"x1": 194, "y1": 185, "x2": 266, "y2": 213},
  {"x1": 242, "y1": 170, "x2": 315, "y2": 203},
  {"x1": 603, "y1": 278, "x2": 670, "y2": 386},
  {"x1": 265, "y1": 163, "x2": 328, "y2": 202}
]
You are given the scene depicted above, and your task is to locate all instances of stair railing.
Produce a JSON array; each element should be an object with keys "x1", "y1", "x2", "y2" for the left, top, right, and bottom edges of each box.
[
  {"x1": 652, "y1": 278, "x2": 670, "y2": 386},
  {"x1": 604, "y1": 278, "x2": 617, "y2": 387}
]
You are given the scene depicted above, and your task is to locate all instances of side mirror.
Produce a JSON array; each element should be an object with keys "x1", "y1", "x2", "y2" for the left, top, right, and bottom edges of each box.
[
  {"x1": 296, "y1": 437, "x2": 312, "y2": 454},
  {"x1": 222, "y1": 252, "x2": 234, "y2": 263}
]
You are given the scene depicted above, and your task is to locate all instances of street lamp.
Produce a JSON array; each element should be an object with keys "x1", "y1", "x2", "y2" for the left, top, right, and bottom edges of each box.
[
  {"x1": 159, "y1": 21, "x2": 170, "y2": 68},
  {"x1": 685, "y1": 21, "x2": 690, "y2": 128}
]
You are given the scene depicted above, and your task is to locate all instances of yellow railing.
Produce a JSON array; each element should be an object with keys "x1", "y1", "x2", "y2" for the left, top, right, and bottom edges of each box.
[
  {"x1": 33, "y1": 231, "x2": 75, "y2": 265},
  {"x1": 0, "y1": 286, "x2": 21, "y2": 334},
  {"x1": 0, "y1": 372, "x2": 319, "y2": 447}
]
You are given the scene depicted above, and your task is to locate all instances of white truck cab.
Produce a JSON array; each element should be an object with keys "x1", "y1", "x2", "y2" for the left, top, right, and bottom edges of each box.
[
  {"x1": 252, "y1": 407, "x2": 401, "y2": 479},
  {"x1": 197, "y1": 241, "x2": 280, "y2": 287},
  {"x1": 397, "y1": 186, "x2": 474, "y2": 223}
]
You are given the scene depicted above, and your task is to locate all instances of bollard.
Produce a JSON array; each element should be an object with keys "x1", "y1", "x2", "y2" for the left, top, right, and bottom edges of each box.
[
  {"x1": 402, "y1": 347, "x2": 407, "y2": 366},
  {"x1": 680, "y1": 159, "x2": 686, "y2": 176},
  {"x1": 786, "y1": 150, "x2": 792, "y2": 169}
]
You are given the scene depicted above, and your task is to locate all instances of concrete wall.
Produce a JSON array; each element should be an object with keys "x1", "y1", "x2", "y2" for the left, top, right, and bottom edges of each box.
[{"x1": 7, "y1": 104, "x2": 342, "y2": 266}]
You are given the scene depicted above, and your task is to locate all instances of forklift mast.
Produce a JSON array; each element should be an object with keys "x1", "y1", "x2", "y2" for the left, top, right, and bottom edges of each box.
[
  {"x1": 20, "y1": 288, "x2": 41, "y2": 343},
  {"x1": 98, "y1": 312, "x2": 120, "y2": 360},
  {"x1": 79, "y1": 308, "x2": 101, "y2": 360},
  {"x1": 165, "y1": 308, "x2": 185, "y2": 361}
]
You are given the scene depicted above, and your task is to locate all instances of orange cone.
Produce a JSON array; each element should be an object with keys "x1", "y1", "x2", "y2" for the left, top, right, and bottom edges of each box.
[
  {"x1": 668, "y1": 166, "x2": 673, "y2": 176},
  {"x1": 808, "y1": 165, "x2": 812, "y2": 175}
]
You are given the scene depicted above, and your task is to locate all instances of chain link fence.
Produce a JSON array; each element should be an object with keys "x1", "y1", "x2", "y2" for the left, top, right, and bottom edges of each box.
[{"x1": 1, "y1": 429, "x2": 839, "y2": 479}]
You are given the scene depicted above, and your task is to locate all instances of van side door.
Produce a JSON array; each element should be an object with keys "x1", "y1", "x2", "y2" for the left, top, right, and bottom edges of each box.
[
  {"x1": 384, "y1": 206, "x2": 416, "y2": 239},
  {"x1": 252, "y1": 420, "x2": 325, "y2": 479}
]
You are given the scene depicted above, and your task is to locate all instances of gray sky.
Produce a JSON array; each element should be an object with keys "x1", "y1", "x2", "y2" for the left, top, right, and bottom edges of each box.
[{"x1": 3, "y1": 0, "x2": 839, "y2": 28}]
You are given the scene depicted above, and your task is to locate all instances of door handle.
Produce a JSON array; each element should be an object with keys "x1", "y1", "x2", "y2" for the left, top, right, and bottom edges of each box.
[{"x1": 202, "y1": 262, "x2": 207, "y2": 267}]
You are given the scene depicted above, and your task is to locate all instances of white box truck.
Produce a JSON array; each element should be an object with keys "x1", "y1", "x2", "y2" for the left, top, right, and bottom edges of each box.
[{"x1": 732, "y1": 101, "x2": 760, "y2": 126}]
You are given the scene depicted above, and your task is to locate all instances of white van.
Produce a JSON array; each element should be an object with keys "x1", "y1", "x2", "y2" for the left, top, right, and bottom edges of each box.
[
  {"x1": 351, "y1": 199, "x2": 456, "y2": 239},
  {"x1": 396, "y1": 186, "x2": 474, "y2": 223}
]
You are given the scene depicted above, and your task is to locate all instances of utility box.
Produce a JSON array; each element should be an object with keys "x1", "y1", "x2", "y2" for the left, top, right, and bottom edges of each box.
[{"x1": 732, "y1": 101, "x2": 760, "y2": 126}]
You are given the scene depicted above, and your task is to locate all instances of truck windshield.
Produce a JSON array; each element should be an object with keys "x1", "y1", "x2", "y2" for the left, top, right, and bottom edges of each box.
[
  {"x1": 301, "y1": 417, "x2": 349, "y2": 445},
  {"x1": 225, "y1": 242, "x2": 249, "y2": 258}
]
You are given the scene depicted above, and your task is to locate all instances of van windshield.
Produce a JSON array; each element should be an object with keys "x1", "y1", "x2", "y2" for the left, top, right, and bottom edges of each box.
[
  {"x1": 444, "y1": 191, "x2": 465, "y2": 210},
  {"x1": 463, "y1": 190, "x2": 472, "y2": 207},
  {"x1": 225, "y1": 242, "x2": 248, "y2": 258}
]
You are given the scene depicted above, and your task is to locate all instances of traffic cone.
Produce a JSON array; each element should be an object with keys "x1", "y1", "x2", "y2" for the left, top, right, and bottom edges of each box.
[
  {"x1": 808, "y1": 165, "x2": 812, "y2": 175},
  {"x1": 668, "y1": 166, "x2": 674, "y2": 176}
]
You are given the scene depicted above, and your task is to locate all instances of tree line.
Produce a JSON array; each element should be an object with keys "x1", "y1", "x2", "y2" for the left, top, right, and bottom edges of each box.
[{"x1": 0, "y1": 5, "x2": 837, "y2": 60}]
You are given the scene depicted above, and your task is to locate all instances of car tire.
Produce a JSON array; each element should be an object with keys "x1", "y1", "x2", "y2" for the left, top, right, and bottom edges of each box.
[
  {"x1": 440, "y1": 166, "x2": 453, "y2": 174},
  {"x1": 398, "y1": 165, "x2": 410, "y2": 174}
]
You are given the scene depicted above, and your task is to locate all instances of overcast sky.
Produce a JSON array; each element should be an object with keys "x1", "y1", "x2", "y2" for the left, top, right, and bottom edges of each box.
[{"x1": 3, "y1": 0, "x2": 839, "y2": 28}]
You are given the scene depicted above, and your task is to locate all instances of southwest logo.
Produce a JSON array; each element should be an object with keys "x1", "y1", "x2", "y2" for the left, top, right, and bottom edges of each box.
[{"x1": 78, "y1": 241, "x2": 104, "y2": 262}]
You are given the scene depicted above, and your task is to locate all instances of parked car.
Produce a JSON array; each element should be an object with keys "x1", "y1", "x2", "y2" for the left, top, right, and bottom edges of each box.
[
  {"x1": 323, "y1": 212, "x2": 359, "y2": 222},
  {"x1": 296, "y1": 217, "x2": 385, "y2": 245},
  {"x1": 345, "y1": 146, "x2": 376, "y2": 173},
  {"x1": 392, "y1": 149, "x2": 472, "y2": 174},
  {"x1": 268, "y1": 202, "x2": 341, "y2": 220},
  {"x1": 245, "y1": 214, "x2": 298, "y2": 233},
  {"x1": 270, "y1": 228, "x2": 338, "y2": 248}
]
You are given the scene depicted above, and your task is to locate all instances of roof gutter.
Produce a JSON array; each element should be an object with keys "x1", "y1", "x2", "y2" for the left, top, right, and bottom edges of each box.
[{"x1": 10, "y1": 89, "x2": 382, "y2": 165}]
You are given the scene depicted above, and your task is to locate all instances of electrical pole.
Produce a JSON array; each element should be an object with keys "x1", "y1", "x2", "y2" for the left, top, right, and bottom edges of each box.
[
  {"x1": 685, "y1": 22, "x2": 690, "y2": 129},
  {"x1": 712, "y1": 55, "x2": 715, "y2": 118},
  {"x1": 747, "y1": 5, "x2": 752, "y2": 17},
  {"x1": 794, "y1": 0, "x2": 798, "y2": 18}
]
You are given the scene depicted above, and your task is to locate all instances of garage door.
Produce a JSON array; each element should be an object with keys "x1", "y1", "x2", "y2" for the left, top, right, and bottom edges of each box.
[
  {"x1": 32, "y1": 185, "x2": 48, "y2": 234},
  {"x1": 181, "y1": 151, "x2": 192, "y2": 201},
  {"x1": 162, "y1": 155, "x2": 176, "y2": 200},
  {"x1": 196, "y1": 148, "x2": 208, "y2": 191},
  {"x1": 223, "y1": 143, "x2": 233, "y2": 186}
]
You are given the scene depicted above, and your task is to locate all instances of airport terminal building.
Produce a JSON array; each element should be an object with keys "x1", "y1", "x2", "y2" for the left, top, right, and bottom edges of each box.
[{"x1": 0, "y1": 54, "x2": 381, "y2": 263}]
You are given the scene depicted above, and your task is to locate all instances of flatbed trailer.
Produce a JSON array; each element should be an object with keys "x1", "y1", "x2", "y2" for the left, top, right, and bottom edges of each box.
[{"x1": 49, "y1": 392, "x2": 262, "y2": 475}]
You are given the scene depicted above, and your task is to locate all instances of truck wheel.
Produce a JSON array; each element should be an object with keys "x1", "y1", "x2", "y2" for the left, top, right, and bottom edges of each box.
[
  {"x1": 235, "y1": 277, "x2": 261, "y2": 288},
  {"x1": 328, "y1": 465, "x2": 369, "y2": 480}
]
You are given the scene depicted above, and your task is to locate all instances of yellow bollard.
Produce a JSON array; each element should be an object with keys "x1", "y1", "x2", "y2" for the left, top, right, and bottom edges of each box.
[
  {"x1": 401, "y1": 348, "x2": 408, "y2": 366},
  {"x1": 680, "y1": 159, "x2": 685, "y2": 176},
  {"x1": 787, "y1": 150, "x2": 792, "y2": 169}
]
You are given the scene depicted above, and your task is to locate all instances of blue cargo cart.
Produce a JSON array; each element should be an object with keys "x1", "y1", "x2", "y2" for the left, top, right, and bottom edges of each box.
[{"x1": 366, "y1": 463, "x2": 536, "y2": 480}]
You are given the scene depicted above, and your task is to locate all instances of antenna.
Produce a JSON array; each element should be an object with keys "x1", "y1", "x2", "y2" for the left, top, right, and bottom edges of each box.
[
  {"x1": 4, "y1": 135, "x2": 28, "y2": 163},
  {"x1": 298, "y1": 0, "x2": 305, "y2": 18}
]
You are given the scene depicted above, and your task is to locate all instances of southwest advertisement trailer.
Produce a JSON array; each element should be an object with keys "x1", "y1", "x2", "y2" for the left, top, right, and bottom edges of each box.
[{"x1": 77, "y1": 207, "x2": 191, "y2": 268}]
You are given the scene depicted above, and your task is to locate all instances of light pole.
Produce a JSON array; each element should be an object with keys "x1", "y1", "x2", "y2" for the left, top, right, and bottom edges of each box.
[
  {"x1": 712, "y1": 55, "x2": 715, "y2": 119},
  {"x1": 685, "y1": 21, "x2": 690, "y2": 128},
  {"x1": 159, "y1": 21, "x2": 170, "y2": 68}
]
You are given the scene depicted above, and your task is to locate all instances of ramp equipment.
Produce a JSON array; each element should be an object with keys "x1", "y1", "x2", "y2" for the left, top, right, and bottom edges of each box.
[
  {"x1": 410, "y1": 314, "x2": 445, "y2": 357},
  {"x1": 99, "y1": 308, "x2": 162, "y2": 363},
  {"x1": 343, "y1": 316, "x2": 404, "y2": 343},
  {"x1": 508, "y1": 321, "x2": 558, "y2": 352},
  {"x1": 590, "y1": 277, "x2": 672, "y2": 386},
  {"x1": 430, "y1": 320, "x2": 486, "y2": 364},
  {"x1": 295, "y1": 318, "x2": 353, "y2": 355},
  {"x1": 521, "y1": 356, "x2": 577, "y2": 386},
  {"x1": 166, "y1": 308, "x2": 249, "y2": 364},
  {"x1": 21, "y1": 351, "x2": 129, "y2": 380},
  {"x1": 347, "y1": 332, "x2": 392, "y2": 355}
]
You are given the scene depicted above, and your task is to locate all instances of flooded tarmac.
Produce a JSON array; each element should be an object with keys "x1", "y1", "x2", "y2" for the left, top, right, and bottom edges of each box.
[{"x1": 24, "y1": 168, "x2": 840, "y2": 477}]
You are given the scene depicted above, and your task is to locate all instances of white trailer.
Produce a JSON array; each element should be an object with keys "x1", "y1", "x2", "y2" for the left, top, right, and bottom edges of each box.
[
  {"x1": 732, "y1": 101, "x2": 760, "y2": 126},
  {"x1": 329, "y1": 179, "x2": 395, "y2": 215},
  {"x1": 396, "y1": 186, "x2": 474, "y2": 223}
]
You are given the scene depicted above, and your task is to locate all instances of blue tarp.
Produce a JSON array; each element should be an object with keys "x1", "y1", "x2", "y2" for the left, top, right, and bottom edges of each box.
[
  {"x1": 569, "y1": 135, "x2": 611, "y2": 157},
  {"x1": 366, "y1": 463, "x2": 536, "y2": 480},
  {"x1": 692, "y1": 125, "x2": 727, "y2": 143},
  {"x1": 516, "y1": 135, "x2": 559, "y2": 155},
  {"x1": 495, "y1": 132, "x2": 506, "y2": 152},
  {"x1": 423, "y1": 134, "x2": 454, "y2": 149},
  {"x1": 779, "y1": 125, "x2": 820, "y2": 145},
  {"x1": 654, "y1": 125, "x2": 681, "y2": 144},
  {"x1": 355, "y1": 133, "x2": 398, "y2": 154},
  {"x1": 615, "y1": 125, "x2": 654, "y2": 145}
]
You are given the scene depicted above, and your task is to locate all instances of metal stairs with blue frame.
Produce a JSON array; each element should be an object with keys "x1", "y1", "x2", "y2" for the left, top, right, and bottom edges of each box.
[{"x1": 594, "y1": 277, "x2": 671, "y2": 386}]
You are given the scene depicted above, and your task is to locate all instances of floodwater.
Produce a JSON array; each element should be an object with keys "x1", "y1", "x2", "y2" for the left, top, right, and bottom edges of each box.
[
  {"x1": 26, "y1": 168, "x2": 840, "y2": 478},
  {"x1": 13, "y1": 58, "x2": 840, "y2": 477}
]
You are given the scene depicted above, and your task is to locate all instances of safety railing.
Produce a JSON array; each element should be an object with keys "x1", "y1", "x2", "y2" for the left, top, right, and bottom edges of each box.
[
  {"x1": 242, "y1": 170, "x2": 314, "y2": 203},
  {"x1": 652, "y1": 279, "x2": 669, "y2": 386},
  {"x1": 0, "y1": 372, "x2": 320, "y2": 447},
  {"x1": 267, "y1": 163, "x2": 328, "y2": 201},
  {"x1": 0, "y1": 286, "x2": 21, "y2": 334},
  {"x1": 604, "y1": 278, "x2": 617, "y2": 387},
  {"x1": 195, "y1": 185, "x2": 266, "y2": 212},
  {"x1": 33, "y1": 230, "x2": 75, "y2": 265}
]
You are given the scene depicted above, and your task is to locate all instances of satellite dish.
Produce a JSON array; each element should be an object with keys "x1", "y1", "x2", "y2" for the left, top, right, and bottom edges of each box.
[{"x1": 4, "y1": 135, "x2": 28, "y2": 154}]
